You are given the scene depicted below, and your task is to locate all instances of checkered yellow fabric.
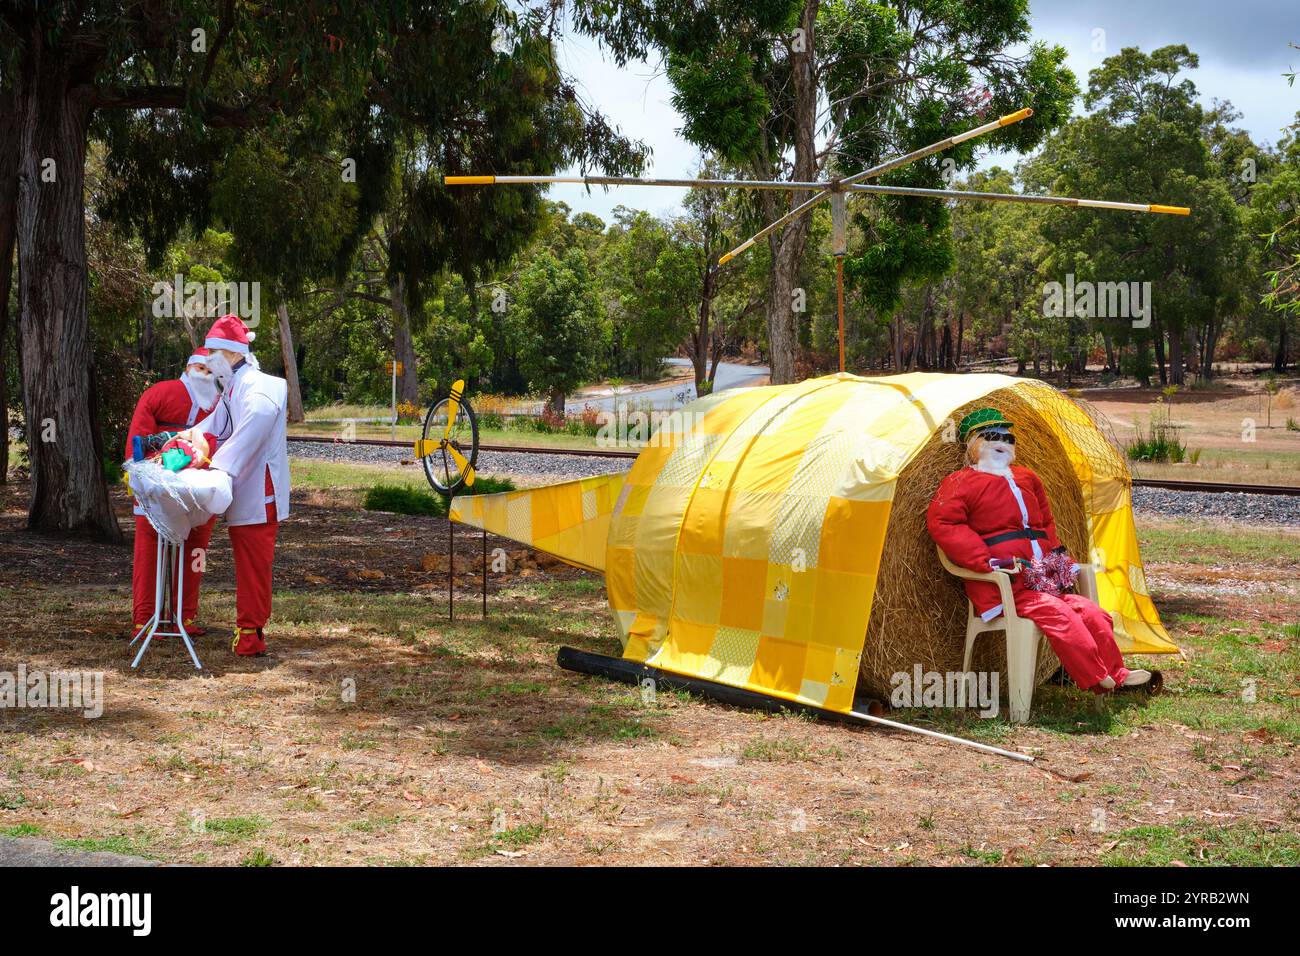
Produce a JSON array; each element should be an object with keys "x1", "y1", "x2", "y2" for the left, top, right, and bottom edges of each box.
[
  {"x1": 448, "y1": 471, "x2": 625, "y2": 573},
  {"x1": 451, "y1": 372, "x2": 1176, "y2": 713}
]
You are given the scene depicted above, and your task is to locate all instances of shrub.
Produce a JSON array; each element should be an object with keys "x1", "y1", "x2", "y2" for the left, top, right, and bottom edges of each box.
[
  {"x1": 1126, "y1": 399, "x2": 1194, "y2": 464},
  {"x1": 363, "y1": 476, "x2": 518, "y2": 518},
  {"x1": 363, "y1": 484, "x2": 444, "y2": 516}
]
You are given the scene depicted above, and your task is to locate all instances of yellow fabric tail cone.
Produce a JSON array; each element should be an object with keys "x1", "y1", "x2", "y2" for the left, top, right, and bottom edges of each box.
[{"x1": 448, "y1": 472, "x2": 626, "y2": 573}]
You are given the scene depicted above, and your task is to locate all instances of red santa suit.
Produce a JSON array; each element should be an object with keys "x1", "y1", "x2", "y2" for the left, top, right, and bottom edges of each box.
[
  {"x1": 927, "y1": 464, "x2": 1129, "y2": 691},
  {"x1": 194, "y1": 315, "x2": 291, "y2": 655},
  {"x1": 126, "y1": 372, "x2": 218, "y2": 630}
]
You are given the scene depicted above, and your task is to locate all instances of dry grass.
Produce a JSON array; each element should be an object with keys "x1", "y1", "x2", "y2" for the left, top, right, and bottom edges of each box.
[{"x1": 0, "y1": 484, "x2": 1297, "y2": 866}]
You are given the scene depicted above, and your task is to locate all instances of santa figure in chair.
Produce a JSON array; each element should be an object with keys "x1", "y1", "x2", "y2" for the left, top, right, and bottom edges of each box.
[{"x1": 927, "y1": 408, "x2": 1159, "y2": 698}]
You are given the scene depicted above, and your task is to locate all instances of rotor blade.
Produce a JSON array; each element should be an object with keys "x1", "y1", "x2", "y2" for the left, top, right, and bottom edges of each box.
[
  {"x1": 447, "y1": 443, "x2": 476, "y2": 487},
  {"x1": 443, "y1": 379, "x2": 465, "y2": 439},
  {"x1": 847, "y1": 182, "x2": 1191, "y2": 215},
  {"x1": 841, "y1": 108, "x2": 1034, "y2": 187},
  {"x1": 445, "y1": 174, "x2": 830, "y2": 191},
  {"x1": 718, "y1": 189, "x2": 832, "y2": 264}
]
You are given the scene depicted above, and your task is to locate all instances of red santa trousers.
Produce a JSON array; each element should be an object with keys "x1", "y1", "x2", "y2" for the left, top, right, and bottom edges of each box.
[
  {"x1": 228, "y1": 470, "x2": 280, "y2": 631},
  {"x1": 1013, "y1": 590, "x2": 1130, "y2": 690},
  {"x1": 132, "y1": 515, "x2": 217, "y2": 628}
]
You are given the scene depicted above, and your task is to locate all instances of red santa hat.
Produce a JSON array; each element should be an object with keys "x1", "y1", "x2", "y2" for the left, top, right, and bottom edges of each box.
[
  {"x1": 204, "y1": 313, "x2": 256, "y2": 354},
  {"x1": 185, "y1": 346, "x2": 212, "y2": 368}
]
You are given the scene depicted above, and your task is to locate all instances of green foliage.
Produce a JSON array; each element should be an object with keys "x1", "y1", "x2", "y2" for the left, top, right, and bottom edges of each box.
[
  {"x1": 1030, "y1": 45, "x2": 1253, "y2": 383},
  {"x1": 511, "y1": 248, "x2": 607, "y2": 407},
  {"x1": 1126, "y1": 401, "x2": 1191, "y2": 463},
  {"x1": 363, "y1": 476, "x2": 517, "y2": 517}
]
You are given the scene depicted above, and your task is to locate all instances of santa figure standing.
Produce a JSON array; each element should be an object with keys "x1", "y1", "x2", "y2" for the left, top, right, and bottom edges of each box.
[
  {"x1": 927, "y1": 408, "x2": 1157, "y2": 697},
  {"x1": 192, "y1": 314, "x2": 292, "y2": 657},
  {"x1": 126, "y1": 347, "x2": 221, "y2": 634}
]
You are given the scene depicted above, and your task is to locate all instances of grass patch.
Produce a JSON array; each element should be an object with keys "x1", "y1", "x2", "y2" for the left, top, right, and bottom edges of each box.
[
  {"x1": 540, "y1": 703, "x2": 656, "y2": 743},
  {"x1": 741, "y1": 738, "x2": 844, "y2": 762},
  {"x1": 0, "y1": 823, "x2": 43, "y2": 837},
  {"x1": 1102, "y1": 819, "x2": 1300, "y2": 866},
  {"x1": 204, "y1": 816, "x2": 268, "y2": 837},
  {"x1": 238, "y1": 849, "x2": 277, "y2": 867},
  {"x1": 54, "y1": 834, "x2": 155, "y2": 859},
  {"x1": 1137, "y1": 519, "x2": 1300, "y2": 566}
]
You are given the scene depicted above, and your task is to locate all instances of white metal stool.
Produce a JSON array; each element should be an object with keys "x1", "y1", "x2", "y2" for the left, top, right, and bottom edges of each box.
[{"x1": 129, "y1": 536, "x2": 202, "y2": 669}]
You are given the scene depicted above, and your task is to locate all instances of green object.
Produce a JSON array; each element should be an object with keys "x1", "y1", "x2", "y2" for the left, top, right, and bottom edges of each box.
[
  {"x1": 161, "y1": 447, "x2": 193, "y2": 472},
  {"x1": 957, "y1": 408, "x2": 1014, "y2": 443}
]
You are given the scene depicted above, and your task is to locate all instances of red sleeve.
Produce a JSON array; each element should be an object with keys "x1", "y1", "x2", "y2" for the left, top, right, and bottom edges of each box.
[
  {"x1": 1026, "y1": 469, "x2": 1063, "y2": 552},
  {"x1": 125, "y1": 384, "x2": 161, "y2": 461},
  {"x1": 927, "y1": 471, "x2": 995, "y2": 572}
]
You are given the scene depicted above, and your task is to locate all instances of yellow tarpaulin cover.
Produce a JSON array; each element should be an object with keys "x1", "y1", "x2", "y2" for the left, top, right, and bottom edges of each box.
[{"x1": 451, "y1": 372, "x2": 1177, "y2": 714}]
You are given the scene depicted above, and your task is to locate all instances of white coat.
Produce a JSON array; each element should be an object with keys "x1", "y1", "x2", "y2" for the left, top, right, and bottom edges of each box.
[{"x1": 195, "y1": 362, "x2": 291, "y2": 527}]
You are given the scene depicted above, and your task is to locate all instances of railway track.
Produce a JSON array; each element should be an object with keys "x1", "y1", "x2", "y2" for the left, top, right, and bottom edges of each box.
[{"x1": 285, "y1": 435, "x2": 1300, "y2": 496}]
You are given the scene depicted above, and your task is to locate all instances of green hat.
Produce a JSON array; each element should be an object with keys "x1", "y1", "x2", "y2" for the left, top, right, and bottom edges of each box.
[{"x1": 957, "y1": 407, "x2": 1014, "y2": 443}]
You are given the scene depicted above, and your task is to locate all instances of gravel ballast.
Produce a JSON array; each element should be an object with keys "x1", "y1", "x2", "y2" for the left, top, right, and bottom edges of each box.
[
  {"x1": 289, "y1": 439, "x2": 632, "y2": 484},
  {"x1": 289, "y1": 440, "x2": 1299, "y2": 524}
]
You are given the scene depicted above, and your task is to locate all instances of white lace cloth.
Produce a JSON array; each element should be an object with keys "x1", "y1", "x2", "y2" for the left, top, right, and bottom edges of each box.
[{"x1": 125, "y1": 459, "x2": 232, "y2": 545}]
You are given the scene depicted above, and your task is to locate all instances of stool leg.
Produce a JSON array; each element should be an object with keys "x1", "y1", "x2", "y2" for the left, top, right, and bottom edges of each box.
[
  {"x1": 131, "y1": 539, "x2": 168, "y2": 667},
  {"x1": 174, "y1": 543, "x2": 201, "y2": 670}
]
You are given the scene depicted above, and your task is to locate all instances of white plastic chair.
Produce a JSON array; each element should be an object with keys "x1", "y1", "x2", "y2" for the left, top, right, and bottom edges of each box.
[{"x1": 935, "y1": 546, "x2": 1099, "y2": 723}]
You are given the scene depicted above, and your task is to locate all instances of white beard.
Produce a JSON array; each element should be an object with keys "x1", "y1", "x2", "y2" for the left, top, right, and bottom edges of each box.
[
  {"x1": 184, "y1": 371, "x2": 220, "y2": 409},
  {"x1": 973, "y1": 441, "x2": 1016, "y2": 476},
  {"x1": 206, "y1": 352, "x2": 235, "y2": 387}
]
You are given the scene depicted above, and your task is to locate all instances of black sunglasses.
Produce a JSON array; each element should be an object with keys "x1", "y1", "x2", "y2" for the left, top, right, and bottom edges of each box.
[{"x1": 977, "y1": 428, "x2": 1015, "y2": 444}]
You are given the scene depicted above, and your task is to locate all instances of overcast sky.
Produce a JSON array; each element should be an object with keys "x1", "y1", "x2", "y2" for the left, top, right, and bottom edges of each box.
[{"x1": 545, "y1": 0, "x2": 1299, "y2": 222}]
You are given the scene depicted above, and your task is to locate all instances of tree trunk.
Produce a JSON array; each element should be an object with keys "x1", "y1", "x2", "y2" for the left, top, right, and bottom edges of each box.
[
  {"x1": 0, "y1": 87, "x2": 16, "y2": 485},
  {"x1": 1102, "y1": 331, "x2": 1116, "y2": 373},
  {"x1": 955, "y1": 312, "x2": 965, "y2": 370},
  {"x1": 1167, "y1": 324, "x2": 1184, "y2": 386},
  {"x1": 138, "y1": 300, "x2": 155, "y2": 373},
  {"x1": 1153, "y1": 318, "x2": 1167, "y2": 386},
  {"x1": 276, "y1": 301, "x2": 305, "y2": 423},
  {"x1": 758, "y1": 0, "x2": 818, "y2": 385},
  {"x1": 390, "y1": 274, "x2": 419, "y2": 405},
  {"x1": 765, "y1": 226, "x2": 806, "y2": 384},
  {"x1": 690, "y1": 264, "x2": 717, "y2": 393},
  {"x1": 1275, "y1": 316, "x2": 1289, "y2": 373},
  {"x1": 14, "y1": 41, "x2": 121, "y2": 539},
  {"x1": 548, "y1": 385, "x2": 565, "y2": 418}
]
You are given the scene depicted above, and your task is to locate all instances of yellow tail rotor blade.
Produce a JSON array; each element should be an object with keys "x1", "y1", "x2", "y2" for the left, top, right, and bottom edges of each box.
[
  {"x1": 443, "y1": 379, "x2": 464, "y2": 439},
  {"x1": 446, "y1": 443, "x2": 476, "y2": 487}
]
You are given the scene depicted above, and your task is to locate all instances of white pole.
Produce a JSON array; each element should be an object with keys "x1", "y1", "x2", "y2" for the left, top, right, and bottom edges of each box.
[{"x1": 849, "y1": 709, "x2": 1035, "y2": 762}]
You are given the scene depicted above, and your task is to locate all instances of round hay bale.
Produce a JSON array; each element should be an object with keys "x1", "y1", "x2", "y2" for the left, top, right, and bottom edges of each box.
[{"x1": 859, "y1": 386, "x2": 1094, "y2": 699}]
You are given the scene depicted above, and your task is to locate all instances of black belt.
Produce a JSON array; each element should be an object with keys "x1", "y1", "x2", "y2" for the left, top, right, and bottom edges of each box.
[{"x1": 982, "y1": 529, "x2": 1046, "y2": 546}]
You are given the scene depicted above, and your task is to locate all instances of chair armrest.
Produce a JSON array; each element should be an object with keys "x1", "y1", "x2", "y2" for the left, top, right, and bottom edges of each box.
[{"x1": 935, "y1": 546, "x2": 1019, "y2": 616}]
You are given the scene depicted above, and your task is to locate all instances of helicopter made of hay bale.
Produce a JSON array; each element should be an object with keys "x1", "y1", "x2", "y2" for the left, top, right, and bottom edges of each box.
[{"x1": 437, "y1": 109, "x2": 1186, "y2": 759}]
